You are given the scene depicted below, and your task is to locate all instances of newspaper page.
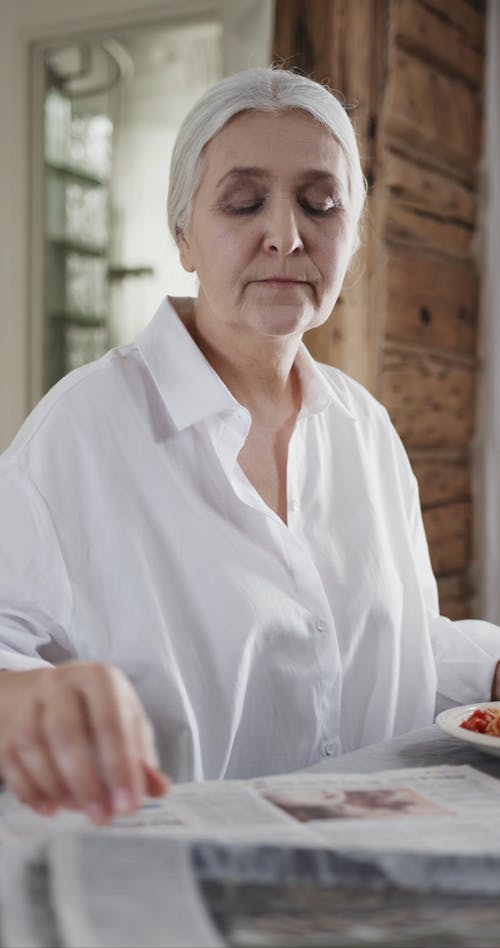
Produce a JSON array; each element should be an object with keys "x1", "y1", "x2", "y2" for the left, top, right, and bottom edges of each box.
[
  {"x1": 2, "y1": 764, "x2": 499, "y2": 854},
  {"x1": 0, "y1": 840, "x2": 59, "y2": 948},
  {"x1": 13, "y1": 834, "x2": 500, "y2": 948},
  {"x1": 94, "y1": 764, "x2": 500, "y2": 857},
  {"x1": 190, "y1": 842, "x2": 500, "y2": 947},
  {"x1": 0, "y1": 781, "x2": 316, "y2": 849},
  {"x1": 0, "y1": 789, "x2": 88, "y2": 841},
  {"x1": 2, "y1": 765, "x2": 500, "y2": 948},
  {"x1": 249, "y1": 764, "x2": 500, "y2": 855},
  {"x1": 49, "y1": 834, "x2": 224, "y2": 948}
]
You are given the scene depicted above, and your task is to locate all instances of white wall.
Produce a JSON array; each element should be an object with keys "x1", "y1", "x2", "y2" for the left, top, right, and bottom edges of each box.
[{"x1": 108, "y1": 20, "x2": 223, "y2": 346}]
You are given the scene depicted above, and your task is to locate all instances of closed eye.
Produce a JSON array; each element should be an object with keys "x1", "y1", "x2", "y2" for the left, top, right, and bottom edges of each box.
[
  {"x1": 217, "y1": 195, "x2": 344, "y2": 218},
  {"x1": 299, "y1": 197, "x2": 344, "y2": 217},
  {"x1": 220, "y1": 201, "x2": 264, "y2": 215}
]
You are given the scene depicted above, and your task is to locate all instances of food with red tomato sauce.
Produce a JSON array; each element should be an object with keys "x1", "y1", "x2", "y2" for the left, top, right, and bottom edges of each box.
[{"x1": 460, "y1": 707, "x2": 500, "y2": 737}]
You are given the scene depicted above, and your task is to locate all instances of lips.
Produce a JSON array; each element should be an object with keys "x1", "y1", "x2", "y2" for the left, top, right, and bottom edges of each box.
[{"x1": 252, "y1": 277, "x2": 310, "y2": 286}]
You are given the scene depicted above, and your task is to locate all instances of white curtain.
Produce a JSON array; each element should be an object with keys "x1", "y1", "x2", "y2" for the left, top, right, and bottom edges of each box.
[{"x1": 476, "y1": 0, "x2": 500, "y2": 621}]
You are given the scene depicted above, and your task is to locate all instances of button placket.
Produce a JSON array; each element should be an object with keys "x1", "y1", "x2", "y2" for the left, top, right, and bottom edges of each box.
[
  {"x1": 324, "y1": 741, "x2": 339, "y2": 757},
  {"x1": 286, "y1": 418, "x2": 304, "y2": 523},
  {"x1": 279, "y1": 477, "x2": 343, "y2": 760}
]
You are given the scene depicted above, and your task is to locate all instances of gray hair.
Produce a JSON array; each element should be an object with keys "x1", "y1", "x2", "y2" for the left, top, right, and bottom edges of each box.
[{"x1": 167, "y1": 66, "x2": 367, "y2": 254}]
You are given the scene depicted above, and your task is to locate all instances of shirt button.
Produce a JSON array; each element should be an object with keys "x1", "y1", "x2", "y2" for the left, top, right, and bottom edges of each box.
[
  {"x1": 314, "y1": 618, "x2": 326, "y2": 633},
  {"x1": 289, "y1": 499, "x2": 299, "y2": 512},
  {"x1": 324, "y1": 743, "x2": 337, "y2": 757}
]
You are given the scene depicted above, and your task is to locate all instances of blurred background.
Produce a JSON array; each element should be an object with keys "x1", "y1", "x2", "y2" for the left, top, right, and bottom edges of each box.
[{"x1": 0, "y1": 0, "x2": 499, "y2": 623}]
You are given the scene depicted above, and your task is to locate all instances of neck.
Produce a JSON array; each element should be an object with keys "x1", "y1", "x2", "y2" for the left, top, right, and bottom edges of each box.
[{"x1": 186, "y1": 311, "x2": 303, "y2": 427}]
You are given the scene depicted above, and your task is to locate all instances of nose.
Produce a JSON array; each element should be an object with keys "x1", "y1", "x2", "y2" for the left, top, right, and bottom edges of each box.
[{"x1": 263, "y1": 198, "x2": 304, "y2": 256}]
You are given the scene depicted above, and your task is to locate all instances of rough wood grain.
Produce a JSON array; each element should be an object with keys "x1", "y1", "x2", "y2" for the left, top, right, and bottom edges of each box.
[
  {"x1": 439, "y1": 602, "x2": 473, "y2": 621},
  {"x1": 391, "y1": 0, "x2": 484, "y2": 86},
  {"x1": 422, "y1": 0, "x2": 485, "y2": 47},
  {"x1": 274, "y1": 0, "x2": 386, "y2": 181},
  {"x1": 385, "y1": 152, "x2": 477, "y2": 257},
  {"x1": 304, "y1": 261, "x2": 373, "y2": 385},
  {"x1": 410, "y1": 450, "x2": 471, "y2": 508},
  {"x1": 385, "y1": 252, "x2": 478, "y2": 352},
  {"x1": 273, "y1": 0, "x2": 485, "y2": 606},
  {"x1": 381, "y1": 347, "x2": 476, "y2": 448},
  {"x1": 273, "y1": 0, "x2": 388, "y2": 391},
  {"x1": 439, "y1": 590, "x2": 473, "y2": 620},
  {"x1": 439, "y1": 566, "x2": 475, "y2": 620},
  {"x1": 422, "y1": 500, "x2": 472, "y2": 574},
  {"x1": 438, "y1": 571, "x2": 473, "y2": 604},
  {"x1": 272, "y1": 0, "x2": 336, "y2": 80},
  {"x1": 384, "y1": 48, "x2": 482, "y2": 174}
]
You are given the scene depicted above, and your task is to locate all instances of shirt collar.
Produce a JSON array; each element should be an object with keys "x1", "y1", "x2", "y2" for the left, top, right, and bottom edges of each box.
[
  {"x1": 293, "y1": 343, "x2": 356, "y2": 422},
  {"x1": 135, "y1": 296, "x2": 356, "y2": 430},
  {"x1": 135, "y1": 297, "x2": 239, "y2": 431}
]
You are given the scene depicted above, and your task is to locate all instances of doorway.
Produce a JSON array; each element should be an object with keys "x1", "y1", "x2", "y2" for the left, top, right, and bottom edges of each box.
[{"x1": 27, "y1": 1, "x2": 274, "y2": 398}]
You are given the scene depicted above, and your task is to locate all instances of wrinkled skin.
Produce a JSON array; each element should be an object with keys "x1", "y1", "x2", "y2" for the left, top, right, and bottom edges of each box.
[{"x1": 0, "y1": 662, "x2": 169, "y2": 824}]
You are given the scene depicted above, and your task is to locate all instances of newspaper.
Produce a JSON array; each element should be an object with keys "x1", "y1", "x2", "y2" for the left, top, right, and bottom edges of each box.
[
  {"x1": 2, "y1": 764, "x2": 500, "y2": 947},
  {"x1": 250, "y1": 763, "x2": 500, "y2": 855},
  {"x1": 13, "y1": 834, "x2": 500, "y2": 948},
  {"x1": 0, "y1": 835, "x2": 223, "y2": 948},
  {"x1": 0, "y1": 841, "x2": 58, "y2": 948},
  {"x1": 5, "y1": 764, "x2": 498, "y2": 853}
]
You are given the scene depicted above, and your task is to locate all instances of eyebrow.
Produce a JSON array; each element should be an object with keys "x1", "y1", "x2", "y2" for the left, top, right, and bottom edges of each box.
[{"x1": 215, "y1": 167, "x2": 344, "y2": 189}]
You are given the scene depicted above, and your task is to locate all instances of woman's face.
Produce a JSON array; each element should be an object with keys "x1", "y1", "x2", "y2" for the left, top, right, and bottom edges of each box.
[{"x1": 179, "y1": 109, "x2": 355, "y2": 344}]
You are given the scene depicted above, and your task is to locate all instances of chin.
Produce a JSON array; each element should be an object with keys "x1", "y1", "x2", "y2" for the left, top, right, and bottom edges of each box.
[{"x1": 250, "y1": 305, "x2": 318, "y2": 337}]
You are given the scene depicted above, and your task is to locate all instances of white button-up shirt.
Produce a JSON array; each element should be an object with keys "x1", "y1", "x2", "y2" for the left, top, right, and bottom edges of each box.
[{"x1": 0, "y1": 298, "x2": 498, "y2": 781}]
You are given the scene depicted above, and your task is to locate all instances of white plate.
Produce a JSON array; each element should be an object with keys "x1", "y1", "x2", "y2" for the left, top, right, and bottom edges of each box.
[{"x1": 436, "y1": 702, "x2": 500, "y2": 758}]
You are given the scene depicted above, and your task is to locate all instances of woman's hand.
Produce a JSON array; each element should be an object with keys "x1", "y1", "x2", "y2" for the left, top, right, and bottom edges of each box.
[
  {"x1": 0, "y1": 662, "x2": 170, "y2": 824},
  {"x1": 492, "y1": 660, "x2": 500, "y2": 700}
]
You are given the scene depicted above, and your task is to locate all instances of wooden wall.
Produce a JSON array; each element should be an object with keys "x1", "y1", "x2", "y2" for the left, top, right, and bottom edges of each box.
[{"x1": 273, "y1": 0, "x2": 486, "y2": 618}]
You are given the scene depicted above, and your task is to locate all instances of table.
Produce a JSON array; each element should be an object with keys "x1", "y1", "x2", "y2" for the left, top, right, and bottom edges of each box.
[{"x1": 307, "y1": 724, "x2": 500, "y2": 778}]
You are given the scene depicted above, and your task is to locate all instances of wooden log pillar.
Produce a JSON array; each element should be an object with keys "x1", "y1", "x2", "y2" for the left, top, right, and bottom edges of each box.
[
  {"x1": 273, "y1": 0, "x2": 486, "y2": 618},
  {"x1": 273, "y1": 0, "x2": 388, "y2": 392}
]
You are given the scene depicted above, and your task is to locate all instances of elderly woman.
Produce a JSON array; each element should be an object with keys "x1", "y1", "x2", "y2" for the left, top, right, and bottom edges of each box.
[{"x1": 0, "y1": 67, "x2": 499, "y2": 825}]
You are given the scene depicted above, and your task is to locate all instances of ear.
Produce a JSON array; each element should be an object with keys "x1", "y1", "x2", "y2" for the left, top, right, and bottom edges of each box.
[{"x1": 178, "y1": 231, "x2": 196, "y2": 273}]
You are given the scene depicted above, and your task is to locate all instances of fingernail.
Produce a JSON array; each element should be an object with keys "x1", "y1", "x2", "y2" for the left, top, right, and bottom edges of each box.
[
  {"x1": 86, "y1": 801, "x2": 107, "y2": 824},
  {"x1": 34, "y1": 801, "x2": 56, "y2": 816},
  {"x1": 113, "y1": 787, "x2": 134, "y2": 814},
  {"x1": 62, "y1": 797, "x2": 79, "y2": 811}
]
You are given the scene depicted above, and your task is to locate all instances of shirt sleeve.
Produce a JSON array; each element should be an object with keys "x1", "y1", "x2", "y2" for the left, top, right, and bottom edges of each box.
[
  {"x1": 395, "y1": 428, "x2": 500, "y2": 711},
  {"x1": 0, "y1": 464, "x2": 74, "y2": 670}
]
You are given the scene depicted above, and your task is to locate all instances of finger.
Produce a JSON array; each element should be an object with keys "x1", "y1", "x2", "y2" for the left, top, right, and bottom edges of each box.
[
  {"x1": 0, "y1": 750, "x2": 58, "y2": 816},
  {"x1": 59, "y1": 797, "x2": 81, "y2": 811},
  {"x1": 143, "y1": 763, "x2": 170, "y2": 798},
  {"x1": 79, "y1": 667, "x2": 145, "y2": 815},
  {"x1": 13, "y1": 715, "x2": 74, "y2": 807},
  {"x1": 41, "y1": 688, "x2": 112, "y2": 825},
  {"x1": 3, "y1": 703, "x2": 67, "y2": 809},
  {"x1": 134, "y1": 706, "x2": 161, "y2": 771},
  {"x1": 134, "y1": 714, "x2": 170, "y2": 797}
]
